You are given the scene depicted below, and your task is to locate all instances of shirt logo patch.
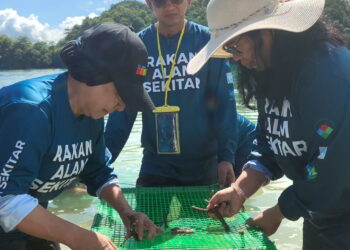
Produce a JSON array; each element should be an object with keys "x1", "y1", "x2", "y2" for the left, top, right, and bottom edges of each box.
[
  {"x1": 317, "y1": 147, "x2": 328, "y2": 160},
  {"x1": 317, "y1": 125, "x2": 333, "y2": 139},
  {"x1": 306, "y1": 164, "x2": 318, "y2": 180},
  {"x1": 136, "y1": 65, "x2": 147, "y2": 76},
  {"x1": 226, "y1": 72, "x2": 234, "y2": 84}
]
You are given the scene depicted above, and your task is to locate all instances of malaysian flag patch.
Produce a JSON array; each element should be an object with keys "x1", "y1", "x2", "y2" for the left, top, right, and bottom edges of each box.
[{"x1": 136, "y1": 65, "x2": 147, "y2": 76}]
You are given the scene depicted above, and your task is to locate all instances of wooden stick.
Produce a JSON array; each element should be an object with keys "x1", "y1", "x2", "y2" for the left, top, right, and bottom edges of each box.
[
  {"x1": 210, "y1": 208, "x2": 230, "y2": 231},
  {"x1": 191, "y1": 201, "x2": 230, "y2": 231},
  {"x1": 191, "y1": 205, "x2": 208, "y2": 212}
]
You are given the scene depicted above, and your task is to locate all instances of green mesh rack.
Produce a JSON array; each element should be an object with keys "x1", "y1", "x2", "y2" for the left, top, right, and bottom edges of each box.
[{"x1": 91, "y1": 186, "x2": 277, "y2": 250}]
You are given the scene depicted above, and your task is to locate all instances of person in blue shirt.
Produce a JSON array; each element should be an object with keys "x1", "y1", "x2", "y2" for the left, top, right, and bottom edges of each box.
[
  {"x1": 188, "y1": 0, "x2": 350, "y2": 249},
  {"x1": 234, "y1": 114, "x2": 256, "y2": 176},
  {"x1": 0, "y1": 23, "x2": 162, "y2": 250},
  {"x1": 105, "y1": 0, "x2": 239, "y2": 189}
]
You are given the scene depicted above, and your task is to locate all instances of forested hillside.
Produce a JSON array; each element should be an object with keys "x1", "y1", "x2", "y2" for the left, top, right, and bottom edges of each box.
[{"x1": 0, "y1": 0, "x2": 348, "y2": 69}]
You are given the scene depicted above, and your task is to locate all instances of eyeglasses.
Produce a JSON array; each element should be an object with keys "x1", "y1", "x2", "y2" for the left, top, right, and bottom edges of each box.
[
  {"x1": 151, "y1": 0, "x2": 185, "y2": 8},
  {"x1": 223, "y1": 36, "x2": 243, "y2": 57}
]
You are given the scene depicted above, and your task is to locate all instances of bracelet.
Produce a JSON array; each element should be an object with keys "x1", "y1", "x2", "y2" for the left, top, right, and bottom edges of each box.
[{"x1": 231, "y1": 183, "x2": 248, "y2": 202}]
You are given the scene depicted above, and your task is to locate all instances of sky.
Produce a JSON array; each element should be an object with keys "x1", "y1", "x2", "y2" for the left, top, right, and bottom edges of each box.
[{"x1": 0, "y1": 0, "x2": 130, "y2": 43}]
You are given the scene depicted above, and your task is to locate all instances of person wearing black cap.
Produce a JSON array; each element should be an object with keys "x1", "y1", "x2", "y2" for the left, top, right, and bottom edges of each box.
[{"x1": 0, "y1": 22, "x2": 162, "y2": 250}]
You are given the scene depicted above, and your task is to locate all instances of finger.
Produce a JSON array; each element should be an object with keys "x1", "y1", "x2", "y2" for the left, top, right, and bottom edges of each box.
[
  {"x1": 136, "y1": 216, "x2": 145, "y2": 240},
  {"x1": 220, "y1": 203, "x2": 236, "y2": 218},
  {"x1": 217, "y1": 202, "x2": 226, "y2": 217},
  {"x1": 147, "y1": 224, "x2": 157, "y2": 239},
  {"x1": 156, "y1": 226, "x2": 164, "y2": 234},
  {"x1": 223, "y1": 206, "x2": 235, "y2": 217},
  {"x1": 207, "y1": 211, "x2": 218, "y2": 220},
  {"x1": 125, "y1": 230, "x2": 131, "y2": 239},
  {"x1": 247, "y1": 216, "x2": 262, "y2": 229},
  {"x1": 124, "y1": 221, "x2": 131, "y2": 238},
  {"x1": 207, "y1": 192, "x2": 226, "y2": 210},
  {"x1": 146, "y1": 219, "x2": 164, "y2": 238}
]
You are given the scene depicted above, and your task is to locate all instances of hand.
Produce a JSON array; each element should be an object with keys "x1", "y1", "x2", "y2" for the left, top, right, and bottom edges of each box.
[
  {"x1": 247, "y1": 204, "x2": 284, "y2": 236},
  {"x1": 121, "y1": 211, "x2": 164, "y2": 240},
  {"x1": 206, "y1": 184, "x2": 245, "y2": 218},
  {"x1": 218, "y1": 161, "x2": 235, "y2": 188},
  {"x1": 71, "y1": 230, "x2": 117, "y2": 250}
]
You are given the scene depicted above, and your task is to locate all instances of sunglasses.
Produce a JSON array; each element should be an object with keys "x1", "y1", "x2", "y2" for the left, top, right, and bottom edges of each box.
[
  {"x1": 151, "y1": 0, "x2": 185, "y2": 8},
  {"x1": 223, "y1": 36, "x2": 243, "y2": 57}
]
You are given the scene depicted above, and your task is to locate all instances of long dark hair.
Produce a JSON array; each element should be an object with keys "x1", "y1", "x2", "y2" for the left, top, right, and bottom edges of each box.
[{"x1": 237, "y1": 19, "x2": 345, "y2": 109}]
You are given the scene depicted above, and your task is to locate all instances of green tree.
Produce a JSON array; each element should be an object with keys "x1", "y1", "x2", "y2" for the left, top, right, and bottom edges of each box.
[
  {"x1": 0, "y1": 35, "x2": 14, "y2": 68},
  {"x1": 1, "y1": 0, "x2": 349, "y2": 70},
  {"x1": 324, "y1": 0, "x2": 350, "y2": 47},
  {"x1": 187, "y1": 0, "x2": 209, "y2": 25},
  {"x1": 61, "y1": 1, "x2": 154, "y2": 45}
]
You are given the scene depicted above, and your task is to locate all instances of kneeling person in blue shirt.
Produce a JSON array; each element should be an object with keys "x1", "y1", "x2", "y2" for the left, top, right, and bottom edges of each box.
[{"x1": 0, "y1": 23, "x2": 162, "y2": 250}]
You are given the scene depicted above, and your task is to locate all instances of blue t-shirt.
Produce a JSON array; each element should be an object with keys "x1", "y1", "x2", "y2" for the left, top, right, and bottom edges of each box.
[
  {"x1": 235, "y1": 114, "x2": 256, "y2": 173},
  {"x1": 0, "y1": 73, "x2": 117, "y2": 232},
  {"x1": 105, "y1": 21, "x2": 238, "y2": 182}
]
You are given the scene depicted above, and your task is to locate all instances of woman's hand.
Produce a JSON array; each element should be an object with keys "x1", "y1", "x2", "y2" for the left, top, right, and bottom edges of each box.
[
  {"x1": 121, "y1": 211, "x2": 164, "y2": 240},
  {"x1": 248, "y1": 204, "x2": 284, "y2": 236},
  {"x1": 99, "y1": 185, "x2": 163, "y2": 240},
  {"x1": 206, "y1": 183, "x2": 245, "y2": 218},
  {"x1": 16, "y1": 205, "x2": 117, "y2": 250}
]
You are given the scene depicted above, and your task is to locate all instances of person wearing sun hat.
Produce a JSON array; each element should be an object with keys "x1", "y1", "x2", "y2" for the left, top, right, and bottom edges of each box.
[
  {"x1": 0, "y1": 22, "x2": 163, "y2": 250},
  {"x1": 188, "y1": 0, "x2": 350, "y2": 249}
]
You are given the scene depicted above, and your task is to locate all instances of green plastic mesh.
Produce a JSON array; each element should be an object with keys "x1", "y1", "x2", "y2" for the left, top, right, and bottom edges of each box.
[{"x1": 91, "y1": 186, "x2": 277, "y2": 250}]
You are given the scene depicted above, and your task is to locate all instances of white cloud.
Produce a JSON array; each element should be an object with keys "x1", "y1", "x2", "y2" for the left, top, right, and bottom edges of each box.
[
  {"x1": 0, "y1": 8, "x2": 97, "y2": 43},
  {"x1": 0, "y1": 8, "x2": 62, "y2": 42},
  {"x1": 59, "y1": 13, "x2": 97, "y2": 31},
  {"x1": 88, "y1": 13, "x2": 98, "y2": 19}
]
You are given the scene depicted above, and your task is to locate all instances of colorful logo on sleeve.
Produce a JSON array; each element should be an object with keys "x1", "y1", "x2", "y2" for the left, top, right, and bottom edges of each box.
[
  {"x1": 317, "y1": 125, "x2": 333, "y2": 139},
  {"x1": 136, "y1": 65, "x2": 147, "y2": 76},
  {"x1": 226, "y1": 72, "x2": 234, "y2": 84},
  {"x1": 306, "y1": 164, "x2": 318, "y2": 180},
  {"x1": 317, "y1": 147, "x2": 328, "y2": 160}
]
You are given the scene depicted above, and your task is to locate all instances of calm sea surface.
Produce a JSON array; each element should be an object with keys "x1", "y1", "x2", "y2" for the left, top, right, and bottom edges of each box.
[{"x1": 0, "y1": 69, "x2": 302, "y2": 249}]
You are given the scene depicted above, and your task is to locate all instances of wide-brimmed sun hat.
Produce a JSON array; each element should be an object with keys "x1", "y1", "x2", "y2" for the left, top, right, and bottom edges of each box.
[{"x1": 187, "y1": 0, "x2": 325, "y2": 74}]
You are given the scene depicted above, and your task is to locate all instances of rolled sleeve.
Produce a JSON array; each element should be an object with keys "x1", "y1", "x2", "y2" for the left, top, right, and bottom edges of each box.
[
  {"x1": 96, "y1": 178, "x2": 119, "y2": 198},
  {"x1": 0, "y1": 194, "x2": 38, "y2": 232},
  {"x1": 242, "y1": 160, "x2": 273, "y2": 185}
]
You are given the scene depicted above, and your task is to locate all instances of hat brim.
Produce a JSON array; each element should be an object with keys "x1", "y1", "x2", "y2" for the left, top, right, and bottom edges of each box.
[
  {"x1": 187, "y1": 0, "x2": 325, "y2": 74},
  {"x1": 115, "y1": 73, "x2": 155, "y2": 112}
]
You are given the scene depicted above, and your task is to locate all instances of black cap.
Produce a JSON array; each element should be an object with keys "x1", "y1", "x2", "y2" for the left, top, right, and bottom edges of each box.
[{"x1": 60, "y1": 22, "x2": 154, "y2": 111}]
